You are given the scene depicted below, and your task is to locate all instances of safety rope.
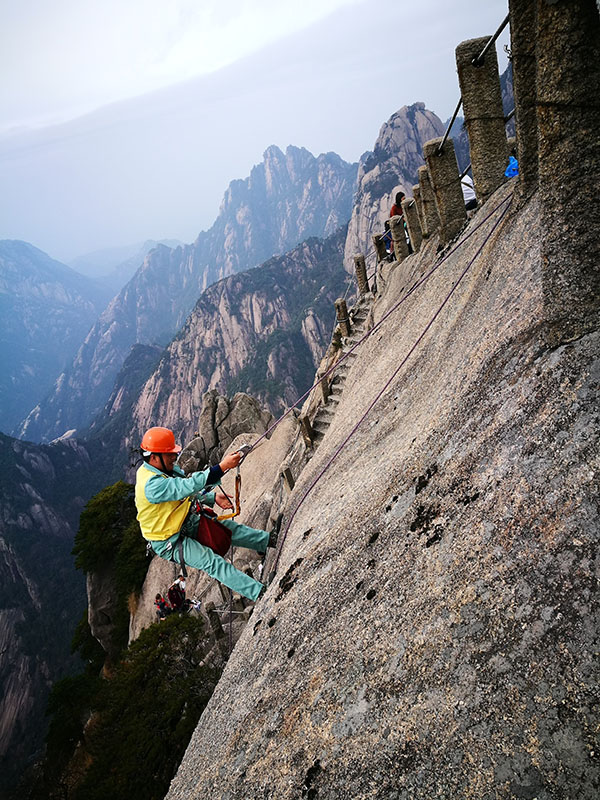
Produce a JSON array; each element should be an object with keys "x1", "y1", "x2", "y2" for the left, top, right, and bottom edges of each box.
[
  {"x1": 270, "y1": 193, "x2": 513, "y2": 577},
  {"x1": 249, "y1": 191, "x2": 512, "y2": 456}
]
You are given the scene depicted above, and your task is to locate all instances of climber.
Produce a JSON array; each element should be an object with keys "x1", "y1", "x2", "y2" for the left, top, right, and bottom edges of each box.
[
  {"x1": 505, "y1": 155, "x2": 519, "y2": 178},
  {"x1": 389, "y1": 191, "x2": 413, "y2": 255},
  {"x1": 154, "y1": 593, "x2": 171, "y2": 621},
  {"x1": 389, "y1": 191, "x2": 405, "y2": 218},
  {"x1": 135, "y1": 426, "x2": 277, "y2": 602},
  {"x1": 167, "y1": 575, "x2": 188, "y2": 612}
]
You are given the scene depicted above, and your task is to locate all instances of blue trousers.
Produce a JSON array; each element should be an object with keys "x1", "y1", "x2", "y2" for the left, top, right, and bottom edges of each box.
[{"x1": 149, "y1": 517, "x2": 268, "y2": 601}]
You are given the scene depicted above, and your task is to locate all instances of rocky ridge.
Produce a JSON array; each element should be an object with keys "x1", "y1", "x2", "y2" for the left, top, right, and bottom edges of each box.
[
  {"x1": 0, "y1": 434, "x2": 102, "y2": 794},
  {"x1": 165, "y1": 173, "x2": 599, "y2": 799},
  {"x1": 126, "y1": 228, "x2": 349, "y2": 450},
  {"x1": 343, "y1": 103, "x2": 445, "y2": 267},
  {"x1": 18, "y1": 146, "x2": 357, "y2": 444},
  {"x1": 0, "y1": 241, "x2": 111, "y2": 434}
]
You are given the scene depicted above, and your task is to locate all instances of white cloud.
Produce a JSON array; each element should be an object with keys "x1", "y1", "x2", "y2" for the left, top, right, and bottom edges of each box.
[{"x1": 0, "y1": 0, "x2": 362, "y2": 130}]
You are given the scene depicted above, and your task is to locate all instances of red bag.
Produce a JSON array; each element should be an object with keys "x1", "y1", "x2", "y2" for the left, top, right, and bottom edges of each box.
[{"x1": 193, "y1": 508, "x2": 232, "y2": 557}]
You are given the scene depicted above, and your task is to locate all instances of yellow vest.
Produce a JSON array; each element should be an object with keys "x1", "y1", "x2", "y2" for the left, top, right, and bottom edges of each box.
[{"x1": 135, "y1": 465, "x2": 191, "y2": 541}]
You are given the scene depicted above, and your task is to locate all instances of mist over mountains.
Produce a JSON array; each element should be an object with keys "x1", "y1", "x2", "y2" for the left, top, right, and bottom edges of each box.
[
  {"x1": 0, "y1": 0, "x2": 510, "y2": 261},
  {"x1": 16, "y1": 144, "x2": 357, "y2": 443},
  {"x1": 68, "y1": 239, "x2": 183, "y2": 293},
  {"x1": 0, "y1": 241, "x2": 112, "y2": 433}
]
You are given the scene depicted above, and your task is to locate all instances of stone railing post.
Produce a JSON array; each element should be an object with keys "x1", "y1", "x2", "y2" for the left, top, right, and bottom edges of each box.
[
  {"x1": 534, "y1": 0, "x2": 600, "y2": 346},
  {"x1": 416, "y1": 166, "x2": 441, "y2": 238},
  {"x1": 389, "y1": 215, "x2": 409, "y2": 262},
  {"x1": 412, "y1": 184, "x2": 424, "y2": 233},
  {"x1": 334, "y1": 298, "x2": 351, "y2": 338},
  {"x1": 402, "y1": 198, "x2": 423, "y2": 253},
  {"x1": 423, "y1": 137, "x2": 467, "y2": 245},
  {"x1": 205, "y1": 602, "x2": 225, "y2": 639},
  {"x1": 353, "y1": 254, "x2": 370, "y2": 295},
  {"x1": 281, "y1": 462, "x2": 295, "y2": 492},
  {"x1": 372, "y1": 233, "x2": 387, "y2": 263},
  {"x1": 456, "y1": 36, "x2": 508, "y2": 203},
  {"x1": 300, "y1": 415, "x2": 314, "y2": 448},
  {"x1": 318, "y1": 371, "x2": 329, "y2": 404},
  {"x1": 507, "y1": 0, "x2": 538, "y2": 197}
]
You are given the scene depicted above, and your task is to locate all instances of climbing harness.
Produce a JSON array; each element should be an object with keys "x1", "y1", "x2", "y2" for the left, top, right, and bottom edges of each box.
[{"x1": 169, "y1": 446, "x2": 254, "y2": 576}]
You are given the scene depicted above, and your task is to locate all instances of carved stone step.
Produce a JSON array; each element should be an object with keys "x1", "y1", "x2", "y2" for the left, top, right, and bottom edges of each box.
[
  {"x1": 313, "y1": 418, "x2": 331, "y2": 434},
  {"x1": 316, "y1": 406, "x2": 336, "y2": 422}
]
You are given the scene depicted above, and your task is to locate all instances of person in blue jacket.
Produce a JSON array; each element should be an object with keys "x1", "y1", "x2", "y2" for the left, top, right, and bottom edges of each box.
[{"x1": 135, "y1": 426, "x2": 276, "y2": 602}]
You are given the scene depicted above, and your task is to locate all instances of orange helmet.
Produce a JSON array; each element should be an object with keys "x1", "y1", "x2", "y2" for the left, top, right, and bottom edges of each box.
[{"x1": 140, "y1": 427, "x2": 182, "y2": 454}]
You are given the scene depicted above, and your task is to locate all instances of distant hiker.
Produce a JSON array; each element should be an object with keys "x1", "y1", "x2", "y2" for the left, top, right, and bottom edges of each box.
[
  {"x1": 505, "y1": 155, "x2": 519, "y2": 178},
  {"x1": 168, "y1": 575, "x2": 188, "y2": 613},
  {"x1": 382, "y1": 220, "x2": 394, "y2": 261},
  {"x1": 389, "y1": 191, "x2": 405, "y2": 219},
  {"x1": 388, "y1": 191, "x2": 413, "y2": 255},
  {"x1": 154, "y1": 593, "x2": 171, "y2": 621},
  {"x1": 135, "y1": 426, "x2": 278, "y2": 602},
  {"x1": 461, "y1": 174, "x2": 477, "y2": 211}
]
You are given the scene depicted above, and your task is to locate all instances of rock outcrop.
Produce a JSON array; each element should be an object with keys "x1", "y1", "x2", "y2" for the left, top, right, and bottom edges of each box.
[
  {"x1": 177, "y1": 391, "x2": 273, "y2": 472},
  {"x1": 0, "y1": 240, "x2": 111, "y2": 434},
  {"x1": 0, "y1": 434, "x2": 100, "y2": 794},
  {"x1": 19, "y1": 146, "x2": 357, "y2": 444},
  {"x1": 343, "y1": 103, "x2": 445, "y2": 268},
  {"x1": 127, "y1": 228, "x2": 348, "y2": 450},
  {"x1": 166, "y1": 170, "x2": 599, "y2": 798}
]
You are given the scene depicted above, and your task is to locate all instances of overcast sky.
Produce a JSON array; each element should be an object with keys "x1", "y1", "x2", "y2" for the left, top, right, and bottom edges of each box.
[
  {"x1": 1, "y1": 0, "x2": 367, "y2": 133},
  {"x1": 0, "y1": 0, "x2": 510, "y2": 262}
]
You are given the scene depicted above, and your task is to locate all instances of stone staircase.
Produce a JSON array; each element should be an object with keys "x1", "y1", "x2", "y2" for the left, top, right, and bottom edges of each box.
[{"x1": 311, "y1": 294, "x2": 373, "y2": 446}]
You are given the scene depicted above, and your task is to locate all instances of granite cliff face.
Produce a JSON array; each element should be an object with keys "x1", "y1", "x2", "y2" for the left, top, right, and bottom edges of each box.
[
  {"x1": 343, "y1": 103, "x2": 445, "y2": 267},
  {"x1": 166, "y1": 174, "x2": 599, "y2": 798},
  {"x1": 0, "y1": 434, "x2": 101, "y2": 795},
  {"x1": 126, "y1": 228, "x2": 348, "y2": 449},
  {"x1": 18, "y1": 146, "x2": 357, "y2": 444},
  {"x1": 0, "y1": 241, "x2": 111, "y2": 435}
]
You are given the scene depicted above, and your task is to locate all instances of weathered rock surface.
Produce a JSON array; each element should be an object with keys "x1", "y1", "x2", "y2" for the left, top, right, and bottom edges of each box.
[
  {"x1": 127, "y1": 229, "x2": 348, "y2": 450},
  {"x1": 0, "y1": 240, "x2": 111, "y2": 434},
  {"x1": 0, "y1": 434, "x2": 99, "y2": 794},
  {"x1": 343, "y1": 103, "x2": 445, "y2": 268},
  {"x1": 167, "y1": 180, "x2": 599, "y2": 798},
  {"x1": 177, "y1": 391, "x2": 273, "y2": 471},
  {"x1": 19, "y1": 146, "x2": 357, "y2": 444}
]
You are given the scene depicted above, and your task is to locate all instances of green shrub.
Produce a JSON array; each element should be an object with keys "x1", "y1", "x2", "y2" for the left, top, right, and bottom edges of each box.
[
  {"x1": 72, "y1": 480, "x2": 150, "y2": 655},
  {"x1": 72, "y1": 481, "x2": 138, "y2": 573},
  {"x1": 73, "y1": 614, "x2": 218, "y2": 800}
]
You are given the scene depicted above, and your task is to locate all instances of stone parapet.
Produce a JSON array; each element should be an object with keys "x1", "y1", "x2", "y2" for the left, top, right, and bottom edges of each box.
[
  {"x1": 353, "y1": 254, "x2": 370, "y2": 295},
  {"x1": 389, "y1": 215, "x2": 409, "y2": 262},
  {"x1": 456, "y1": 36, "x2": 508, "y2": 203},
  {"x1": 416, "y1": 166, "x2": 440, "y2": 239},
  {"x1": 402, "y1": 198, "x2": 422, "y2": 253},
  {"x1": 423, "y1": 137, "x2": 466, "y2": 245}
]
